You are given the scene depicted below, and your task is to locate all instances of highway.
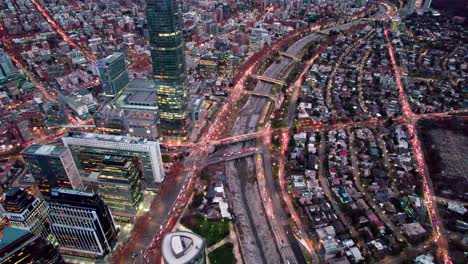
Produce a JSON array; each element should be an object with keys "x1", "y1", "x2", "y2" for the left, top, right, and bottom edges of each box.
[
  {"x1": 221, "y1": 19, "x2": 329, "y2": 264},
  {"x1": 211, "y1": 4, "x2": 395, "y2": 263},
  {"x1": 221, "y1": 9, "x2": 383, "y2": 262},
  {"x1": 223, "y1": 26, "x2": 325, "y2": 264}
]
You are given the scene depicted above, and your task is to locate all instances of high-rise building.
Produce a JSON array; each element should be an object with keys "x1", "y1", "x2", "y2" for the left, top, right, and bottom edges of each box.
[
  {"x1": 87, "y1": 156, "x2": 143, "y2": 223},
  {"x1": 0, "y1": 227, "x2": 64, "y2": 264},
  {"x1": 161, "y1": 231, "x2": 206, "y2": 264},
  {"x1": 1, "y1": 188, "x2": 51, "y2": 241},
  {"x1": 146, "y1": 0, "x2": 189, "y2": 141},
  {"x1": 0, "y1": 48, "x2": 17, "y2": 80},
  {"x1": 62, "y1": 131, "x2": 165, "y2": 183},
  {"x1": 97, "y1": 53, "x2": 130, "y2": 96},
  {"x1": 48, "y1": 188, "x2": 118, "y2": 259},
  {"x1": 21, "y1": 144, "x2": 84, "y2": 197}
]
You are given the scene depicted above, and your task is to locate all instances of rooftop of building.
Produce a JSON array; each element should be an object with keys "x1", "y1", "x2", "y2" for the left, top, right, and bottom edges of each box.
[
  {"x1": 50, "y1": 188, "x2": 94, "y2": 198},
  {"x1": 402, "y1": 222, "x2": 427, "y2": 236},
  {"x1": 0, "y1": 227, "x2": 30, "y2": 251},
  {"x1": 21, "y1": 144, "x2": 65, "y2": 157},
  {"x1": 162, "y1": 231, "x2": 205, "y2": 264},
  {"x1": 3, "y1": 187, "x2": 23, "y2": 198},
  {"x1": 113, "y1": 78, "x2": 158, "y2": 110},
  {"x1": 126, "y1": 90, "x2": 157, "y2": 106},
  {"x1": 125, "y1": 78, "x2": 156, "y2": 91},
  {"x1": 97, "y1": 52, "x2": 124, "y2": 67},
  {"x1": 94, "y1": 105, "x2": 158, "y2": 123},
  {"x1": 64, "y1": 131, "x2": 157, "y2": 145},
  {"x1": 126, "y1": 110, "x2": 158, "y2": 121},
  {"x1": 94, "y1": 105, "x2": 125, "y2": 118}
]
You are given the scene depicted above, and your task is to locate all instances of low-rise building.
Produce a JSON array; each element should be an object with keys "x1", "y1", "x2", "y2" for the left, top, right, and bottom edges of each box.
[
  {"x1": 161, "y1": 231, "x2": 206, "y2": 264},
  {"x1": 402, "y1": 222, "x2": 427, "y2": 244}
]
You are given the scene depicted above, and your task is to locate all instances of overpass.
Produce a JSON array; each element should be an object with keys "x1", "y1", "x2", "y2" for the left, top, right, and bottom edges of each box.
[
  {"x1": 243, "y1": 90, "x2": 279, "y2": 106},
  {"x1": 214, "y1": 130, "x2": 266, "y2": 146},
  {"x1": 61, "y1": 124, "x2": 96, "y2": 129},
  {"x1": 278, "y1": 51, "x2": 300, "y2": 61},
  {"x1": 205, "y1": 148, "x2": 261, "y2": 165},
  {"x1": 251, "y1": 75, "x2": 286, "y2": 86},
  {"x1": 317, "y1": 31, "x2": 330, "y2": 36}
]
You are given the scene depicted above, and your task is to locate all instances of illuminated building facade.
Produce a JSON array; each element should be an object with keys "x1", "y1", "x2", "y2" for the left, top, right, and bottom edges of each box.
[
  {"x1": 97, "y1": 53, "x2": 129, "y2": 96},
  {"x1": 21, "y1": 144, "x2": 84, "y2": 197},
  {"x1": 199, "y1": 55, "x2": 219, "y2": 77},
  {"x1": 1, "y1": 188, "x2": 51, "y2": 241},
  {"x1": 0, "y1": 227, "x2": 64, "y2": 264},
  {"x1": 146, "y1": 0, "x2": 189, "y2": 141},
  {"x1": 62, "y1": 132, "x2": 165, "y2": 183},
  {"x1": 94, "y1": 156, "x2": 143, "y2": 223},
  {"x1": 48, "y1": 189, "x2": 117, "y2": 259}
]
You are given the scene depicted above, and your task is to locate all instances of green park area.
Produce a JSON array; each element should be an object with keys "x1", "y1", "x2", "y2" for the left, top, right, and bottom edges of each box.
[
  {"x1": 181, "y1": 216, "x2": 230, "y2": 246},
  {"x1": 208, "y1": 242, "x2": 236, "y2": 264}
]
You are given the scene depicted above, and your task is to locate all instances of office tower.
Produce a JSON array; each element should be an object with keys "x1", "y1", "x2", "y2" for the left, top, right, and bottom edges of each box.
[
  {"x1": 422, "y1": 0, "x2": 431, "y2": 9},
  {"x1": 62, "y1": 131, "x2": 165, "y2": 183},
  {"x1": 91, "y1": 156, "x2": 143, "y2": 223},
  {"x1": 97, "y1": 53, "x2": 129, "y2": 96},
  {"x1": 0, "y1": 48, "x2": 17, "y2": 80},
  {"x1": 161, "y1": 231, "x2": 206, "y2": 264},
  {"x1": 147, "y1": 0, "x2": 189, "y2": 141},
  {"x1": 48, "y1": 189, "x2": 118, "y2": 259},
  {"x1": 0, "y1": 227, "x2": 64, "y2": 264},
  {"x1": 1, "y1": 188, "x2": 51, "y2": 241},
  {"x1": 21, "y1": 144, "x2": 84, "y2": 197}
]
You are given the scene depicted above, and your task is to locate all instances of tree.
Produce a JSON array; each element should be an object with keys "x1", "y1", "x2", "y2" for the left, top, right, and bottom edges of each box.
[{"x1": 191, "y1": 191, "x2": 204, "y2": 209}]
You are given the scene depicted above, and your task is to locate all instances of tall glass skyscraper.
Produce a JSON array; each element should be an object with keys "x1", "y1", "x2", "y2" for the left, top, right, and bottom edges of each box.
[
  {"x1": 21, "y1": 144, "x2": 84, "y2": 197},
  {"x1": 146, "y1": 0, "x2": 189, "y2": 141},
  {"x1": 97, "y1": 53, "x2": 129, "y2": 96}
]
